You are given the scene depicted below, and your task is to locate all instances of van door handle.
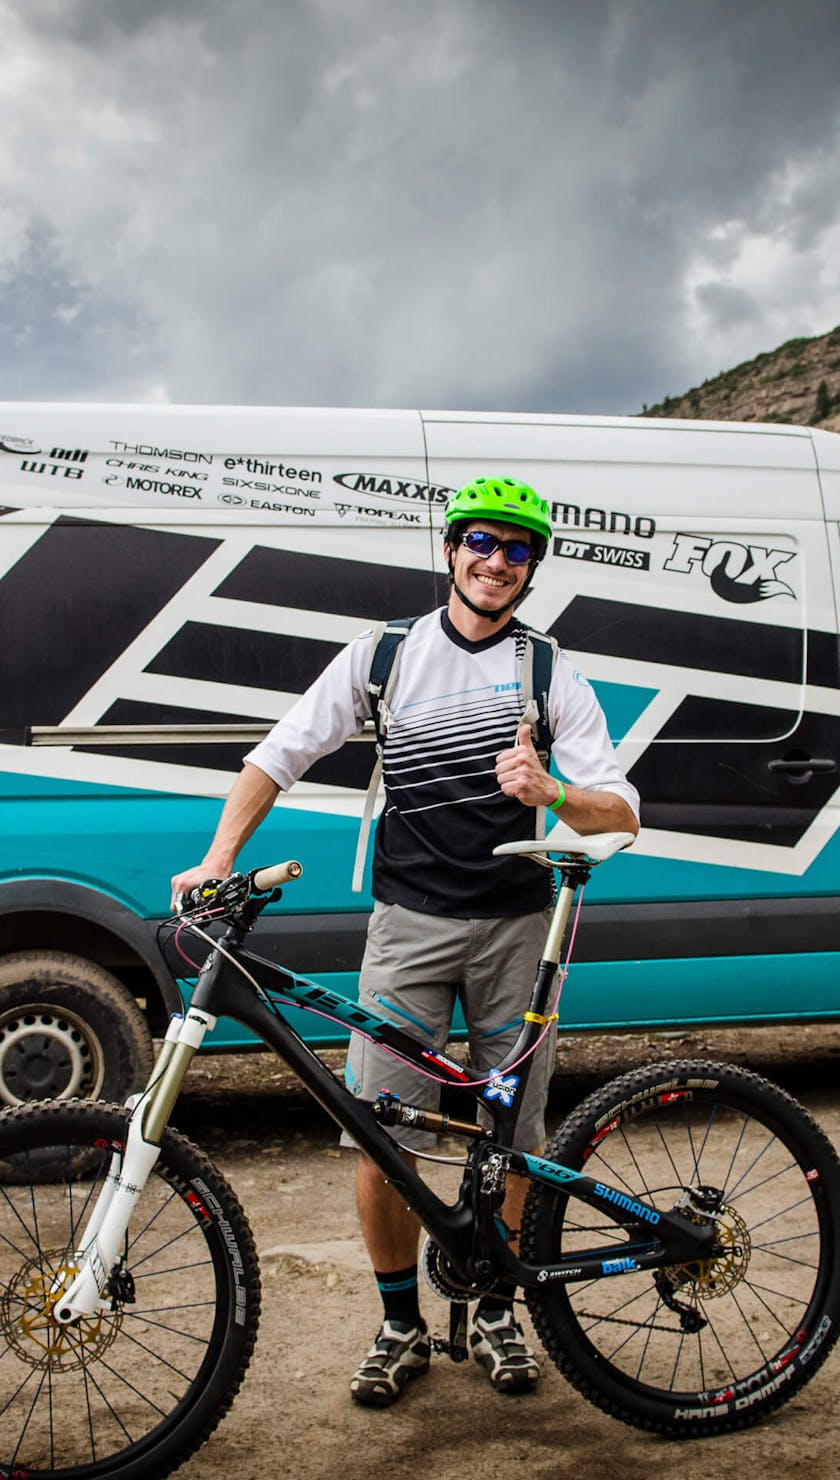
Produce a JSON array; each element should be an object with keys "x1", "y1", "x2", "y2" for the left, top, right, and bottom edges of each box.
[{"x1": 768, "y1": 757, "x2": 837, "y2": 775}]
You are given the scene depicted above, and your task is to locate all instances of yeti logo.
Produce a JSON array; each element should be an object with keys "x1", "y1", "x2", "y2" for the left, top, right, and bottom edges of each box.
[{"x1": 664, "y1": 535, "x2": 796, "y2": 603}]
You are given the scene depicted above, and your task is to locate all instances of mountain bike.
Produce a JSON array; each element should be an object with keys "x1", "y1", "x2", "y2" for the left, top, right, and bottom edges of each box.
[{"x1": 2, "y1": 832, "x2": 839, "y2": 1478}]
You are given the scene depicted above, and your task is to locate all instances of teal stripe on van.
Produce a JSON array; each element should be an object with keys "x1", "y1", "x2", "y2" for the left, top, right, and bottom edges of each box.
[
  {"x1": 590, "y1": 679, "x2": 658, "y2": 742},
  {"x1": 554, "y1": 950, "x2": 840, "y2": 1029}
]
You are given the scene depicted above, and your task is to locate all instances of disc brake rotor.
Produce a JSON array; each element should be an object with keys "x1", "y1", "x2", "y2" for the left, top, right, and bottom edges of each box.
[{"x1": 2, "y1": 1246, "x2": 121, "y2": 1370}]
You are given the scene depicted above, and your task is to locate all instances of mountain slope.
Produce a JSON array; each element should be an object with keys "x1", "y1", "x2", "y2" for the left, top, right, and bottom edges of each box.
[{"x1": 640, "y1": 325, "x2": 840, "y2": 433}]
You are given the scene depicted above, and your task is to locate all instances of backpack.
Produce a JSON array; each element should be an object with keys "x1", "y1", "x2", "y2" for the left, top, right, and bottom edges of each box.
[{"x1": 351, "y1": 617, "x2": 559, "y2": 891}]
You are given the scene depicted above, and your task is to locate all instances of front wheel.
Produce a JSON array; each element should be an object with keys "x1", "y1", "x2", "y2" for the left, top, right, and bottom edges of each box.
[
  {"x1": 522, "y1": 1059, "x2": 840, "y2": 1437},
  {"x1": 0, "y1": 1099, "x2": 261, "y2": 1478}
]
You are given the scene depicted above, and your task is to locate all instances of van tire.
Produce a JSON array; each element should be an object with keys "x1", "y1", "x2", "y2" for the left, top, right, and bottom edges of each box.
[{"x1": 0, "y1": 950, "x2": 154, "y2": 1109}]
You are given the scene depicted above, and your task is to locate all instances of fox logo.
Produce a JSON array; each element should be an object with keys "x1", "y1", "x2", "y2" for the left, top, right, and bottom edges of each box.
[{"x1": 664, "y1": 535, "x2": 796, "y2": 603}]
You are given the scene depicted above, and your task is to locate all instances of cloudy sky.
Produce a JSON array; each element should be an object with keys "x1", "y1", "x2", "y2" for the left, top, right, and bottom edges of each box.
[{"x1": 2, "y1": 0, "x2": 840, "y2": 415}]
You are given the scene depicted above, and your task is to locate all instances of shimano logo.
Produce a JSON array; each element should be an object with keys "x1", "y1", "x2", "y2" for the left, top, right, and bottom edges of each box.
[{"x1": 593, "y1": 1183, "x2": 661, "y2": 1225}]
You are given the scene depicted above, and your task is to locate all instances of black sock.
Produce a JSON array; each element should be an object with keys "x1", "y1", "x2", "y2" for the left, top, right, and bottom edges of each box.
[{"x1": 375, "y1": 1265, "x2": 422, "y2": 1326}]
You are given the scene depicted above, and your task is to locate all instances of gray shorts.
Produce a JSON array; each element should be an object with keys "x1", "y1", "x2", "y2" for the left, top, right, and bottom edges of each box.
[{"x1": 341, "y1": 901, "x2": 556, "y2": 1153}]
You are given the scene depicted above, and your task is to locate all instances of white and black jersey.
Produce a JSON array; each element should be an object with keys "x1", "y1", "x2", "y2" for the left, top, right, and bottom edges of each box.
[{"x1": 246, "y1": 609, "x2": 639, "y2": 919}]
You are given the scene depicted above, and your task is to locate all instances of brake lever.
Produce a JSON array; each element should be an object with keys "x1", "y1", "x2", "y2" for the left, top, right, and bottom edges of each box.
[
  {"x1": 186, "y1": 877, "x2": 225, "y2": 909},
  {"x1": 179, "y1": 872, "x2": 283, "y2": 935}
]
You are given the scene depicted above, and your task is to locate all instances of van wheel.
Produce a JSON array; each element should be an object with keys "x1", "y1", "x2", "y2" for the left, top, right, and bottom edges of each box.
[{"x1": 0, "y1": 951, "x2": 154, "y2": 1108}]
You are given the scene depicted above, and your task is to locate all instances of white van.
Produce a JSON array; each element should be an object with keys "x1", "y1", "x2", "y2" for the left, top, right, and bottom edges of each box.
[{"x1": 1, "y1": 404, "x2": 838, "y2": 1106}]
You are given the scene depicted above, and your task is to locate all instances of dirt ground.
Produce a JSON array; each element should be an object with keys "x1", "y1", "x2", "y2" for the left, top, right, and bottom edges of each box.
[{"x1": 170, "y1": 1023, "x2": 840, "y2": 1480}]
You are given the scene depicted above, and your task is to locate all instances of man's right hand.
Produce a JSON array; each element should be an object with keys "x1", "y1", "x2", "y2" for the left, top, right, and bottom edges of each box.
[{"x1": 170, "y1": 865, "x2": 225, "y2": 913}]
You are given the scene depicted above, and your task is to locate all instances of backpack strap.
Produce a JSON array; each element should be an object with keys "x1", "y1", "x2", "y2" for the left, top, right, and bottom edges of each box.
[
  {"x1": 367, "y1": 617, "x2": 418, "y2": 746},
  {"x1": 352, "y1": 617, "x2": 418, "y2": 892},
  {"x1": 518, "y1": 625, "x2": 559, "y2": 839},
  {"x1": 520, "y1": 628, "x2": 556, "y2": 755}
]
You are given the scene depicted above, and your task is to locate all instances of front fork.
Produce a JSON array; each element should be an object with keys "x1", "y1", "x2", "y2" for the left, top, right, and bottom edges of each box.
[{"x1": 53, "y1": 1005, "x2": 216, "y2": 1324}]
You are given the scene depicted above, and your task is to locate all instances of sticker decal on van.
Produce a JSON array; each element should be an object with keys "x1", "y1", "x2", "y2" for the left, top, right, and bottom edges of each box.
[
  {"x1": 554, "y1": 537, "x2": 650, "y2": 570},
  {"x1": 664, "y1": 535, "x2": 796, "y2": 603},
  {"x1": 552, "y1": 501, "x2": 656, "y2": 539},
  {"x1": 333, "y1": 472, "x2": 455, "y2": 505}
]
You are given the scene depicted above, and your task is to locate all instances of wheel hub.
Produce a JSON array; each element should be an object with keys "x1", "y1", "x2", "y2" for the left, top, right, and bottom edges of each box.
[
  {"x1": 1, "y1": 1247, "x2": 120, "y2": 1371},
  {"x1": 663, "y1": 1202, "x2": 751, "y2": 1299},
  {"x1": 0, "y1": 1005, "x2": 102, "y2": 1106}
]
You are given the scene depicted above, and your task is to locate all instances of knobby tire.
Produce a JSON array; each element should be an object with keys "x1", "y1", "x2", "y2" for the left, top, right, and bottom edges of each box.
[
  {"x1": 0, "y1": 1099, "x2": 260, "y2": 1478},
  {"x1": 521, "y1": 1059, "x2": 840, "y2": 1437}
]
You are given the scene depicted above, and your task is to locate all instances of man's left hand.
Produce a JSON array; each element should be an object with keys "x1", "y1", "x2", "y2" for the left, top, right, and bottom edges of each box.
[{"x1": 495, "y1": 725, "x2": 560, "y2": 808}]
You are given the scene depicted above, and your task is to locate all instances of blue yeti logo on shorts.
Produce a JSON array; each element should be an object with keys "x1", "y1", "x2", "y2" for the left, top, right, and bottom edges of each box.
[{"x1": 483, "y1": 1073, "x2": 520, "y2": 1108}]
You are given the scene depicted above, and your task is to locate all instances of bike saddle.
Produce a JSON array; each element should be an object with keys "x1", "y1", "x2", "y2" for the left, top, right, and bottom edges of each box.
[{"x1": 492, "y1": 830, "x2": 636, "y2": 866}]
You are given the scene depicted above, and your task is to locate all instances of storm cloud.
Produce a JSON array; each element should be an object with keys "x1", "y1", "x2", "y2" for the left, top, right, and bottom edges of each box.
[{"x1": 2, "y1": 0, "x2": 840, "y2": 413}]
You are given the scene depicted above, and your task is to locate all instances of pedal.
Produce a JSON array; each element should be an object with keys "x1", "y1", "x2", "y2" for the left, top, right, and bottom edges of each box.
[{"x1": 431, "y1": 1300, "x2": 470, "y2": 1362}]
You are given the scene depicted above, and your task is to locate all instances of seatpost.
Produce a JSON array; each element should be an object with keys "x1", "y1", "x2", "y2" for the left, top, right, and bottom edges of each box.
[
  {"x1": 526, "y1": 865, "x2": 589, "y2": 1021},
  {"x1": 542, "y1": 865, "x2": 590, "y2": 965}
]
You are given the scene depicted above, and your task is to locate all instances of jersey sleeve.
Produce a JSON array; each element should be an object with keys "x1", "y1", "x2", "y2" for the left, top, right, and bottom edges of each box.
[
  {"x1": 243, "y1": 628, "x2": 377, "y2": 791},
  {"x1": 547, "y1": 654, "x2": 640, "y2": 819}
]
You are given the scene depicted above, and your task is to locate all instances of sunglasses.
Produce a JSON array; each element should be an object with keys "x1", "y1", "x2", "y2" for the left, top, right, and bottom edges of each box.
[{"x1": 461, "y1": 529, "x2": 534, "y2": 565}]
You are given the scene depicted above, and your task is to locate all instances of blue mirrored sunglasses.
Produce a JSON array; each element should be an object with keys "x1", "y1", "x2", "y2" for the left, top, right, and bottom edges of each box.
[{"x1": 461, "y1": 529, "x2": 533, "y2": 565}]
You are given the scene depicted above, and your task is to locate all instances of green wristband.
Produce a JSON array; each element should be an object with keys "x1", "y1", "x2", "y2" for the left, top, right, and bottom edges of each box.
[{"x1": 548, "y1": 779, "x2": 566, "y2": 812}]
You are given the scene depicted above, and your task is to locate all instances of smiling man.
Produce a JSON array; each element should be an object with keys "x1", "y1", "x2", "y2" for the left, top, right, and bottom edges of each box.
[{"x1": 171, "y1": 475, "x2": 639, "y2": 1408}]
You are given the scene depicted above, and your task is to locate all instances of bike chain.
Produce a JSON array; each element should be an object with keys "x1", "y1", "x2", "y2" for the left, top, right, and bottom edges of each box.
[{"x1": 571, "y1": 1306, "x2": 698, "y2": 1333}]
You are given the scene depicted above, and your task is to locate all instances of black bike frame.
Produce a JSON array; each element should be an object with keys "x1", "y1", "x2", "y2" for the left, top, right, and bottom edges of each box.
[{"x1": 186, "y1": 901, "x2": 714, "y2": 1289}]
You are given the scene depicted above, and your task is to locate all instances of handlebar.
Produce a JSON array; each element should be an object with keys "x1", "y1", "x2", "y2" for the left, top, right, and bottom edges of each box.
[
  {"x1": 174, "y1": 861, "x2": 303, "y2": 918},
  {"x1": 252, "y1": 860, "x2": 303, "y2": 891}
]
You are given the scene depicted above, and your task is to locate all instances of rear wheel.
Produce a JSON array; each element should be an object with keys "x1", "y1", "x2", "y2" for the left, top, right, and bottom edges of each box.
[
  {"x1": 522, "y1": 1059, "x2": 840, "y2": 1437},
  {"x1": 0, "y1": 1099, "x2": 260, "y2": 1478}
]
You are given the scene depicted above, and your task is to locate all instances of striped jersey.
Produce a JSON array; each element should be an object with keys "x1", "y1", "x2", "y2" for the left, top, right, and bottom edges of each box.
[{"x1": 246, "y1": 608, "x2": 639, "y2": 918}]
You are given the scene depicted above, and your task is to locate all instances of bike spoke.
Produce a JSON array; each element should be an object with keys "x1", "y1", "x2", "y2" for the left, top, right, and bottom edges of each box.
[
  {"x1": 651, "y1": 1115, "x2": 685, "y2": 1188},
  {"x1": 684, "y1": 1099, "x2": 720, "y2": 1181},
  {"x1": 729, "y1": 1151, "x2": 803, "y2": 1204},
  {"x1": 748, "y1": 1191, "x2": 817, "y2": 1234},
  {"x1": 10, "y1": 1363, "x2": 49, "y2": 1465},
  {"x1": 122, "y1": 1301, "x2": 217, "y2": 1345},
  {"x1": 129, "y1": 1214, "x2": 211, "y2": 1273},
  {"x1": 133, "y1": 1254, "x2": 215, "y2": 1279}
]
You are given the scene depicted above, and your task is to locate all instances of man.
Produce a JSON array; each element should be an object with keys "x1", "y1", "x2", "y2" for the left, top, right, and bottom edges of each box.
[{"x1": 171, "y1": 474, "x2": 639, "y2": 1408}]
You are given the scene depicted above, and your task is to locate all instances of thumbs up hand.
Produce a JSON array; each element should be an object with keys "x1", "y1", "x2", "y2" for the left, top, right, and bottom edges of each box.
[{"x1": 495, "y1": 724, "x2": 561, "y2": 808}]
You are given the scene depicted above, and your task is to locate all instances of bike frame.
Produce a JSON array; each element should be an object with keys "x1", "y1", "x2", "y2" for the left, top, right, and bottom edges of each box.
[{"x1": 55, "y1": 860, "x2": 713, "y2": 1325}]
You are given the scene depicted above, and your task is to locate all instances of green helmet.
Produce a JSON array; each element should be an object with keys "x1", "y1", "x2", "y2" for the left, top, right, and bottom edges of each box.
[{"x1": 444, "y1": 476, "x2": 553, "y2": 555}]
